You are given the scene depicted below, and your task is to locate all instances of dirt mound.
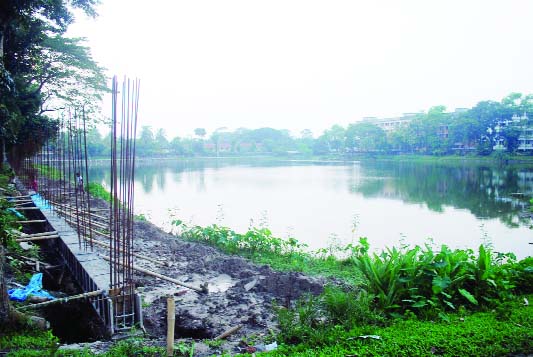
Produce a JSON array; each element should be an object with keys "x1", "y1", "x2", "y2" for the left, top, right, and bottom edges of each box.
[{"x1": 133, "y1": 219, "x2": 326, "y2": 355}]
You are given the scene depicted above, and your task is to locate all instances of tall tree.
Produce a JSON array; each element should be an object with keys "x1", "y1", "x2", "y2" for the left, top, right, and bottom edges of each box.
[
  {"x1": 0, "y1": 0, "x2": 104, "y2": 166},
  {"x1": 345, "y1": 122, "x2": 387, "y2": 153}
]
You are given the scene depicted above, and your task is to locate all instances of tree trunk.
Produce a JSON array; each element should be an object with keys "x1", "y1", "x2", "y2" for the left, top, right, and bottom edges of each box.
[{"x1": 0, "y1": 245, "x2": 10, "y2": 324}]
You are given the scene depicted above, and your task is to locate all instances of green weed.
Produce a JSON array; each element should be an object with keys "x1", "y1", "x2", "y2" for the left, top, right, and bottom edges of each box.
[
  {"x1": 87, "y1": 182, "x2": 111, "y2": 202},
  {"x1": 172, "y1": 220, "x2": 362, "y2": 283},
  {"x1": 350, "y1": 238, "x2": 521, "y2": 316},
  {"x1": 270, "y1": 296, "x2": 532, "y2": 357}
]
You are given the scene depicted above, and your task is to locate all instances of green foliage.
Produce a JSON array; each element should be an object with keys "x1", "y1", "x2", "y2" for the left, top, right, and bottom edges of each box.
[
  {"x1": 268, "y1": 299, "x2": 532, "y2": 356},
  {"x1": 0, "y1": 328, "x2": 60, "y2": 356},
  {"x1": 510, "y1": 257, "x2": 533, "y2": 294},
  {"x1": 33, "y1": 164, "x2": 61, "y2": 180},
  {"x1": 102, "y1": 338, "x2": 165, "y2": 356},
  {"x1": 87, "y1": 182, "x2": 111, "y2": 202},
  {"x1": 350, "y1": 238, "x2": 519, "y2": 316},
  {"x1": 345, "y1": 122, "x2": 387, "y2": 153},
  {"x1": 174, "y1": 341, "x2": 195, "y2": 356},
  {"x1": 171, "y1": 220, "x2": 362, "y2": 283},
  {"x1": 0, "y1": 0, "x2": 105, "y2": 166}
]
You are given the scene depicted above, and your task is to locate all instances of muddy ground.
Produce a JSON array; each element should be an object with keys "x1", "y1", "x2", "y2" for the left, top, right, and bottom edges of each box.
[{"x1": 14, "y1": 181, "x2": 327, "y2": 356}]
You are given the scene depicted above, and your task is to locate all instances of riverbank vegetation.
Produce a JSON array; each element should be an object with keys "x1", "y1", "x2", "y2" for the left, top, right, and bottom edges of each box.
[
  {"x1": 0, "y1": 1, "x2": 107, "y2": 169},
  {"x1": 172, "y1": 220, "x2": 532, "y2": 356}
]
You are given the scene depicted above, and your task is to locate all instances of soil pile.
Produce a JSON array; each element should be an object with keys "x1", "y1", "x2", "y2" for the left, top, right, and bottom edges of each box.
[{"x1": 18, "y1": 181, "x2": 326, "y2": 355}]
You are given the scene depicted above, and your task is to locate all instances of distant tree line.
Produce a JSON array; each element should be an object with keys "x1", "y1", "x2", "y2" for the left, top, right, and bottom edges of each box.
[{"x1": 85, "y1": 93, "x2": 533, "y2": 158}]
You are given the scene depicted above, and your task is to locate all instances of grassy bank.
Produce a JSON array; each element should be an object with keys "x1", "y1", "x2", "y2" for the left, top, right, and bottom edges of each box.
[
  {"x1": 173, "y1": 221, "x2": 532, "y2": 356},
  {"x1": 171, "y1": 220, "x2": 364, "y2": 284},
  {"x1": 263, "y1": 300, "x2": 532, "y2": 356},
  {"x1": 353, "y1": 152, "x2": 533, "y2": 167}
]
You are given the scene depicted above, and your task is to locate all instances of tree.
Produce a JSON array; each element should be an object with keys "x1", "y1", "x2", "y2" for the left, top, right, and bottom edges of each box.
[
  {"x1": 136, "y1": 126, "x2": 155, "y2": 156},
  {"x1": 155, "y1": 128, "x2": 169, "y2": 153},
  {"x1": 194, "y1": 128, "x2": 206, "y2": 139},
  {"x1": 0, "y1": 0, "x2": 104, "y2": 166},
  {"x1": 85, "y1": 127, "x2": 107, "y2": 157},
  {"x1": 345, "y1": 122, "x2": 387, "y2": 153},
  {"x1": 322, "y1": 125, "x2": 346, "y2": 153}
]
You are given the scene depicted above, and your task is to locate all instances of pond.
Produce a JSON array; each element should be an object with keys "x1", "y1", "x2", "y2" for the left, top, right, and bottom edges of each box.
[{"x1": 89, "y1": 158, "x2": 533, "y2": 259}]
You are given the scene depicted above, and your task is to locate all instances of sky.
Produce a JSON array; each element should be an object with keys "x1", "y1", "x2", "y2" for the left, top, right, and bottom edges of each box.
[{"x1": 67, "y1": 0, "x2": 533, "y2": 139}]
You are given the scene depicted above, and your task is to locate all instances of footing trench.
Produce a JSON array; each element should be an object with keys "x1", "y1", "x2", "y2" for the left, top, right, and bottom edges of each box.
[{"x1": 35, "y1": 198, "x2": 143, "y2": 336}]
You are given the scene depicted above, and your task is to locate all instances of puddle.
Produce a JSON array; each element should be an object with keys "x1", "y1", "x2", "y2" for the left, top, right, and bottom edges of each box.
[{"x1": 205, "y1": 273, "x2": 235, "y2": 293}]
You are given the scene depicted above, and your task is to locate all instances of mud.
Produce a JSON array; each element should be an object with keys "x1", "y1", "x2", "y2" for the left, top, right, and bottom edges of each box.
[
  {"x1": 16, "y1": 180, "x2": 327, "y2": 355},
  {"x1": 132, "y1": 219, "x2": 325, "y2": 355}
]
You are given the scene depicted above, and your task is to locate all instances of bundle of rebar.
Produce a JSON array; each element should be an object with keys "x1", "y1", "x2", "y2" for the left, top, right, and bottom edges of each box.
[
  {"x1": 16, "y1": 76, "x2": 141, "y2": 332},
  {"x1": 109, "y1": 76, "x2": 140, "y2": 330},
  {"x1": 18, "y1": 109, "x2": 93, "y2": 251}
]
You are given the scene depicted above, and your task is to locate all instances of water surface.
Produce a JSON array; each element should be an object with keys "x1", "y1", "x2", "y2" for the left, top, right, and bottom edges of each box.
[{"x1": 89, "y1": 158, "x2": 533, "y2": 259}]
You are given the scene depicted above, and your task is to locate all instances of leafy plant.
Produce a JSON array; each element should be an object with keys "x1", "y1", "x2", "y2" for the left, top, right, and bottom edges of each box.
[
  {"x1": 87, "y1": 182, "x2": 111, "y2": 202},
  {"x1": 350, "y1": 238, "x2": 518, "y2": 316}
]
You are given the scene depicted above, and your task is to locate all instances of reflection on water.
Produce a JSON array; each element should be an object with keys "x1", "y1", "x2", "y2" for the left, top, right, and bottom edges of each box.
[{"x1": 88, "y1": 159, "x2": 533, "y2": 258}]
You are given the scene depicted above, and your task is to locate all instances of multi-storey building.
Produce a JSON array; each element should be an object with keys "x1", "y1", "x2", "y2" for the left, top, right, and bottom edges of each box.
[{"x1": 362, "y1": 113, "x2": 419, "y2": 133}]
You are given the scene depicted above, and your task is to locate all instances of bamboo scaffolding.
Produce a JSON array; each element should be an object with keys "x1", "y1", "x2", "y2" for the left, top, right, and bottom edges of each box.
[
  {"x1": 14, "y1": 231, "x2": 58, "y2": 238},
  {"x1": 16, "y1": 235, "x2": 59, "y2": 242},
  {"x1": 81, "y1": 236, "x2": 167, "y2": 267},
  {"x1": 48, "y1": 200, "x2": 108, "y2": 221},
  {"x1": 99, "y1": 255, "x2": 207, "y2": 293},
  {"x1": 9, "y1": 254, "x2": 52, "y2": 269},
  {"x1": 54, "y1": 208, "x2": 109, "y2": 231},
  {"x1": 17, "y1": 289, "x2": 106, "y2": 311},
  {"x1": 62, "y1": 216, "x2": 109, "y2": 237}
]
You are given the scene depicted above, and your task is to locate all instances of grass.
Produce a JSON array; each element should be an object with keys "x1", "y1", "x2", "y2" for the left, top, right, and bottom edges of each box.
[
  {"x1": 367, "y1": 152, "x2": 533, "y2": 168},
  {"x1": 262, "y1": 299, "x2": 532, "y2": 356},
  {"x1": 32, "y1": 163, "x2": 62, "y2": 180},
  {"x1": 171, "y1": 221, "x2": 532, "y2": 356},
  {"x1": 87, "y1": 182, "x2": 111, "y2": 202},
  {"x1": 0, "y1": 327, "x2": 166, "y2": 356}
]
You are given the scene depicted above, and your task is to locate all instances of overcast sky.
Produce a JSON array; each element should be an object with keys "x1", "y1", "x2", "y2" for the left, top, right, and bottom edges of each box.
[{"x1": 67, "y1": 0, "x2": 533, "y2": 139}]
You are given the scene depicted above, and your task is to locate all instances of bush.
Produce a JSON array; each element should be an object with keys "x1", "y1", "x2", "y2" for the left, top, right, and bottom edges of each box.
[{"x1": 350, "y1": 238, "x2": 518, "y2": 317}]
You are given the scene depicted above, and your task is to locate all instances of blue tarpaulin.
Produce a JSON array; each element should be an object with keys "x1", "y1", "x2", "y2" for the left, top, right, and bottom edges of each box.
[
  {"x1": 30, "y1": 194, "x2": 51, "y2": 210},
  {"x1": 6, "y1": 207, "x2": 25, "y2": 218},
  {"x1": 8, "y1": 273, "x2": 55, "y2": 302}
]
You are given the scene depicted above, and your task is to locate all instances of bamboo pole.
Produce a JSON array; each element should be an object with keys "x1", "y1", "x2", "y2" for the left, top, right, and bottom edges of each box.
[
  {"x1": 16, "y1": 220, "x2": 47, "y2": 224},
  {"x1": 61, "y1": 216, "x2": 109, "y2": 238},
  {"x1": 81, "y1": 236, "x2": 167, "y2": 267},
  {"x1": 99, "y1": 255, "x2": 207, "y2": 293},
  {"x1": 16, "y1": 235, "x2": 59, "y2": 242},
  {"x1": 17, "y1": 289, "x2": 106, "y2": 311},
  {"x1": 12, "y1": 207, "x2": 40, "y2": 210},
  {"x1": 13, "y1": 201, "x2": 33, "y2": 206},
  {"x1": 55, "y1": 208, "x2": 109, "y2": 230},
  {"x1": 9, "y1": 254, "x2": 51, "y2": 268},
  {"x1": 166, "y1": 296, "x2": 175, "y2": 357},
  {"x1": 214, "y1": 324, "x2": 243, "y2": 340},
  {"x1": 15, "y1": 231, "x2": 58, "y2": 238},
  {"x1": 48, "y1": 200, "x2": 108, "y2": 221}
]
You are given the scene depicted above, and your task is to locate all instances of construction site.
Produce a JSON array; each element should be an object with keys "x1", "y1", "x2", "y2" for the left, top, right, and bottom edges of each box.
[{"x1": 1, "y1": 77, "x2": 323, "y2": 356}]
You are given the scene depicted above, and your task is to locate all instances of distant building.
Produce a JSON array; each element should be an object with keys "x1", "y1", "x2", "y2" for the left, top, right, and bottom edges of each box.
[
  {"x1": 362, "y1": 113, "x2": 418, "y2": 133},
  {"x1": 492, "y1": 113, "x2": 532, "y2": 151}
]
